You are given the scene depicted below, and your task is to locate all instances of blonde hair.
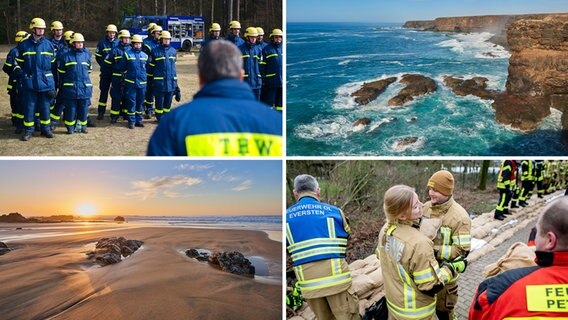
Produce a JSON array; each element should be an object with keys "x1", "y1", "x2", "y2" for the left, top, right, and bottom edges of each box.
[{"x1": 384, "y1": 185, "x2": 415, "y2": 223}]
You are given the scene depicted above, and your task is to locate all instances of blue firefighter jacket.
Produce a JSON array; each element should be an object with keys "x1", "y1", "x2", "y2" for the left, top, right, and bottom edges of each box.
[
  {"x1": 95, "y1": 37, "x2": 119, "y2": 69},
  {"x1": 148, "y1": 44, "x2": 177, "y2": 93},
  {"x1": 49, "y1": 37, "x2": 66, "y2": 54},
  {"x1": 226, "y1": 34, "x2": 244, "y2": 47},
  {"x1": 123, "y1": 48, "x2": 148, "y2": 89},
  {"x1": 239, "y1": 42, "x2": 262, "y2": 90},
  {"x1": 262, "y1": 42, "x2": 282, "y2": 88},
  {"x1": 286, "y1": 196, "x2": 350, "y2": 266},
  {"x1": 16, "y1": 36, "x2": 56, "y2": 92},
  {"x1": 3, "y1": 47, "x2": 21, "y2": 93},
  {"x1": 56, "y1": 48, "x2": 93, "y2": 100},
  {"x1": 143, "y1": 37, "x2": 160, "y2": 55},
  {"x1": 201, "y1": 36, "x2": 223, "y2": 48},
  {"x1": 147, "y1": 78, "x2": 282, "y2": 156},
  {"x1": 105, "y1": 43, "x2": 131, "y2": 77}
]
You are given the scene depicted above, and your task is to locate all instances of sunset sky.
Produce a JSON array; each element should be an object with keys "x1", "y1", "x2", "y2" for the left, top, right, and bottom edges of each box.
[{"x1": 0, "y1": 160, "x2": 282, "y2": 217}]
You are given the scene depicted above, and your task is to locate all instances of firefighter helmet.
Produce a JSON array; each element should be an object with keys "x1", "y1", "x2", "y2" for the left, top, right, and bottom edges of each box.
[
  {"x1": 131, "y1": 34, "x2": 143, "y2": 43},
  {"x1": 244, "y1": 27, "x2": 258, "y2": 37},
  {"x1": 229, "y1": 20, "x2": 241, "y2": 29},
  {"x1": 15, "y1": 31, "x2": 29, "y2": 43},
  {"x1": 256, "y1": 27, "x2": 264, "y2": 35},
  {"x1": 152, "y1": 25, "x2": 163, "y2": 33},
  {"x1": 29, "y1": 18, "x2": 47, "y2": 30},
  {"x1": 269, "y1": 28, "x2": 283, "y2": 38},
  {"x1": 106, "y1": 24, "x2": 118, "y2": 33},
  {"x1": 70, "y1": 33, "x2": 85, "y2": 44},
  {"x1": 147, "y1": 22, "x2": 157, "y2": 33},
  {"x1": 50, "y1": 21, "x2": 63, "y2": 31},
  {"x1": 64, "y1": 30, "x2": 75, "y2": 41},
  {"x1": 118, "y1": 29, "x2": 131, "y2": 38},
  {"x1": 210, "y1": 23, "x2": 221, "y2": 32},
  {"x1": 159, "y1": 31, "x2": 172, "y2": 40}
]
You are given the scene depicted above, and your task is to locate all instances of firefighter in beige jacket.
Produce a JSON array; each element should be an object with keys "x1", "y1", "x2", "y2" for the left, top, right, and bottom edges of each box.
[
  {"x1": 377, "y1": 185, "x2": 467, "y2": 320},
  {"x1": 421, "y1": 170, "x2": 471, "y2": 320}
]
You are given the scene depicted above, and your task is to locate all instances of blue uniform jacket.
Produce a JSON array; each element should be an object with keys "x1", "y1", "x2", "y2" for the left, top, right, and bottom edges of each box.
[
  {"x1": 148, "y1": 45, "x2": 177, "y2": 93},
  {"x1": 123, "y1": 48, "x2": 148, "y2": 89},
  {"x1": 201, "y1": 36, "x2": 223, "y2": 48},
  {"x1": 16, "y1": 36, "x2": 56, "y2": 92},
  {"x1": 226, "y1": 34, "x2": 245, "y2": 47},
  {"x1": 56, "y1": 48, "x2": 93, "y2": 99},
  {"x1": 239, "y1": 42, "x2": 262, "y2": 90},
  {"x1": 143, "y1": 37, "x2": 159, "y2": 55},
  {"x1": 262, "y1": 42, "x2": 282, "y2": 88},
  {"x1": 105, "y1": 43, "x2": 130, "y2": 76},
  {"x1": 49, "y1": 37, "x2": 66, "y2": 54},
  {"x1": 147, "y1": 78, "x2": 282, "y2": 156},
  {"x1": 3, "y1": 47, "x2": 21, "y2": 93},
  {"x1": 95, "y1": 37, "x2": 119, "y2": 68}
]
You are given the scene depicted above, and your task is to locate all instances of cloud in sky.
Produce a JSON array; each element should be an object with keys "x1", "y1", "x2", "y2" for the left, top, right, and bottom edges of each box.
[
  {"x1": 175, "y1": 163, "x2": 215, "y2": 171},
  {"x1": 232, "y1": 180, "x2": 253, "y2": 192},
  {"x1": 208, "y1": 169, "x2": 241, "y2": 182},
  {"x1": 127, "y1": 175, "x2": 202, "y2": 200}
]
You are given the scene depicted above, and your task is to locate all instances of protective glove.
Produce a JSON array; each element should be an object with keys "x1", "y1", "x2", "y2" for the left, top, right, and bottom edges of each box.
[
  {"x1": 174, "y1": 86, "x2": 181, "y2": 102},
  {"x1": 443, "y1": 256, "x2": 468, "y2": 277}
]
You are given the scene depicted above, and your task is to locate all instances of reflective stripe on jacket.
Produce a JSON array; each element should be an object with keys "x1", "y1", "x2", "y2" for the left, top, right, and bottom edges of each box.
[
  {"x1": 262, "y1": 42, "x2": 282, "y2": 88},
  {"x1": 239, "y1": 42, "x2": 262, "y2": 89},
  {"x1": 3, "y1": 47, "x2": 21, "y2": 92},
  {"x1": 377, "y1": 222, "x2": 455, "y2": 320},
  {"x1": 123, "y1": 48, "x2": 148, "y2": 88},
  {"x1": 423, "y1": 197, "x2": 471, "y2": 262},
  {"x1": 105, "y1": 43, "x2": 131, "y2": 75},
  {"x1": 57, "y1": 48, "x2": 93, "y2": 99},
  {"x1": 521, "y1": 160, "x2": 535, "y2": 182},
  {"x1": 95, "y1": 37, "x2": 119, "y2": 68},
  {"x1": 149, "y1": 45, "x2": 177, "y2": 93},
  {"x1": 16, "y1": 37, "x2": 56, "y2": 92},
  {"x1": 497, "y1": 160, "x2": 514, "y2": 189}
]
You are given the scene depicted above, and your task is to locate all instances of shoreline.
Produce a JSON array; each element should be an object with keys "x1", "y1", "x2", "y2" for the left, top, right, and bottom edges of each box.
[{"x1": 0, "y1": 224, "x2": 282, "y2": 319}]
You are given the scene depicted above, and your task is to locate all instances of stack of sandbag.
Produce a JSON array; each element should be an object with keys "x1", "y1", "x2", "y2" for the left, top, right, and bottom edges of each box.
[{"x1": 349, "y1": 254, "x2": 385, "y2": 315}]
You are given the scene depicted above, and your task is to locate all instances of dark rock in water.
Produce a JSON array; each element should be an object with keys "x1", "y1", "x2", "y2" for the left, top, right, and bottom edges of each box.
[
  {"x1": 492, "y1": 94, "x2": 550, "y2": 131},
  {"x1": 114, "y1": 216, "x2": 125, "y2": 223},
  {"x1": 88, "y1": 237, "x2": 143, "y2": 266},
  {"x1": 397, "y1": 137, "x2": 419, "y2": 146},
  {"x1": 0, "y1": 242, "x2": 10, "y2": 255},
  {"x1": 351, "y1": 77, "x2": 397, "y2": 105},
  {"x1": 0, "y1": 212, "x2": 28, "y2": 223},
  {"x1": 353, "y1": 118, "x2": 371, "y2": 127},
  {"x1": 443, "y1": 76, "x2": 498, "y2": 100},
  {"x1": 0, "y1": 242, "x2": 8, "y2": 249},
  {"x1": 407, "y1": 117, "x2": 418, "y2": 123},
  {"x1": 16, "y1": 227, "x2": 22, "y2": 230},
  {"x1": 185, "y1": 248, "x2": 209, "y2": 262},
  {"x1": 208, "y1": 251, "x2": 255, "y2": 277},
  {"x1": 388, "y1": 74, "x2": 437, "y2": 106}
]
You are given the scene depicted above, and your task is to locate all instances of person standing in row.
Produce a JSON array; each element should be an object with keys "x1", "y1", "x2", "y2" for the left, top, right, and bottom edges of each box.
[
  {"x1": 3, "y1": 31, "x2": 28, "y2": 132},
  {"x1": 95, "y1": 24, "x2": 118, "y2": 120},
  {"x1": 261, "y1": 29, "x2": 283, "y2": 111},
  {"x1": 106, "y1": 29, "x2": 130, "y2": 124},
  {"x1": 17, "y1": 17, "x2": 56, "y2": 141},
  {"x1": 240, "y1": 27, "x2": 263, "y2": 100},
  {"x1": 56, "y1": 33, "x2": 92, "y2": 134},
  {"x1": 226, "y1": 20, "x2": 244, "y2": 47},
  {"x1": 494, "y1": 160, "x2": 517, "y2": 220},
  {"x1": 123, "y1": 35, "x2": 148, "y2": 129},
  {"x1": 202, "y1": 23, "x2": 223, "y2": 48},
  {"x1": 142, "y1": 24, "x2": 162, "y2": 119},
  {"x1": 422, "y1": 170, "x2": 471, "y2": 320},
  {"x1": 518, "y1": 160, "x2": 535, "y2": 207},
  {"x1": 148, "y1": 31, "x2": 178, "y2": 122}
]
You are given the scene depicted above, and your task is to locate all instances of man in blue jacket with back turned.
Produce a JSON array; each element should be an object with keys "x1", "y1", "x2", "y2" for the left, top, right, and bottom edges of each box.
[{"x1": 147, "y1": 40, "x2": 282, "y2": 156}]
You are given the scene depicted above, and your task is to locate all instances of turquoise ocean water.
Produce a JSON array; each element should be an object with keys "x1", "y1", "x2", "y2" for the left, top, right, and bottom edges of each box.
[{"x1": 286, "y1": 22, "x2": 566, "y2": 156}]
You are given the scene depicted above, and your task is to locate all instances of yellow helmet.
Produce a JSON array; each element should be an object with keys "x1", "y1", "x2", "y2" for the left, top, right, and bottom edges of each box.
[
  {"x1": 244, "y1": 27, "x2": 258, "y2": 37},
  {"x1": 256, "y1": 27, "x2": 264, "y2": 35},
  {"x1": 147, "y1": 22, "x2": 157, "y2": 33},
  {"x1": 229, "y1": 20, "x2": 241, "y2": 29},
  {"x1": 15, "y1": 31, "x2": 29, "y2": 43},
  {"x1": 70, "y1": 33, "x2": 85, "y2": 44},
  {"x1": 64, "y1": 30, "x2": 75, "y2": 41},
  {"x1": 29, "y1": 17, "x2": 47, "y2": 30},
  {"x1": 131, "y1": 34, "x2": 143, "y2": 43},
  {"x1": 159, "y1": 31, "x2": 172, "y2": 40},
  {"x1": 118, "y1": 29, "x2": 131, "y2": 38},
  {"x1": 50, "y1": 21, "x2": 63, "y2": 31},
  {"x1": 269, "y1": 28, "x2": 283, "y2": 37},
  {"x1": 106, "y1": 24, "x2": 118, "y2": 33},
  {"x1": 210, "y1": 23, "x2": 221, "y2": 32},
  {"x1": 152, "y1": 25, "x2": 163, "y2": 33}
]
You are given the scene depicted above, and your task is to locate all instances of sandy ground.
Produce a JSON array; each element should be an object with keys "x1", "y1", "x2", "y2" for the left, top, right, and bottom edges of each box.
[
  {"x1": 0, "y1": 43, "x2": 199, "y2": 156},
  {"x1": 0, "y1": 222, "x2": 282, "y2": 319}
]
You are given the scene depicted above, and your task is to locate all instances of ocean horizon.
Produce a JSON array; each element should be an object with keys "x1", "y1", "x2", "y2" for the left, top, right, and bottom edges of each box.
[{"x1": 287, "y1": 22, "x2": 566, "y2": 156}]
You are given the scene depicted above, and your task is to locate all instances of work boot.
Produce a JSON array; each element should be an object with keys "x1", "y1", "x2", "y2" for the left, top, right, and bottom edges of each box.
[
  {"x1": 97, "y1": 113, "x2": 104, "y2": 120},
  {"x1": 494, "y1": 214, "x2": 506, "y2": 220},
  {"x1": 81, "y1": 127, "x2": 88, "y2": 134},
  {"x1": 66, "y1": 127, "x2": 74, "y2": 134},
  {"x1": 21, "y1": 132, "x2": 32, "y2": 141},
  {"x1": 87, "y1": 118, "x2": 96, "y2": 127},
  {"x1": 510, "y1": 203, "x2": 519, "y2": 208},
  {"x1": 503, "y1": 209, "x2": 511, "y2": 215},
  {"x1": 110, "y1": 118, "x2": 117, "y2": 124},
  {"x1": 135, "y1": 122, "x2": 144, "y2": 128},
  {"x1": 128, "y1": 123, "x2": 135, "y2": 129},
  {"x1": 43, "y1": 130, "x2": 54, "y2": 138},
  {"x1": 519, "y1": 201, "x2": 528, "y2": 207},
  {"x1": 538, "y1": 194, "x2": 543, "y2": 198}
]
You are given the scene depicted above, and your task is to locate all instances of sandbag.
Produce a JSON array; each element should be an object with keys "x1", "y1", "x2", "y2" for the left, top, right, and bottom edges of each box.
[{"x1": 483, "y1": 242, "x2": 536, "y2": 278}]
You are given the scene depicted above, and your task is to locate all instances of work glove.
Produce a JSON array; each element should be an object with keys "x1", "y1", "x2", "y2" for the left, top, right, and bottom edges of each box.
[
  {"x1": 174, "y1": 86, "x2": 181, "y2": 102},
  {"x1": 443, "y1": 256, "x2": 468, "y2": 277},
  {"x1": 46, "y1": 90, "x2": 57, "y2": 99}
]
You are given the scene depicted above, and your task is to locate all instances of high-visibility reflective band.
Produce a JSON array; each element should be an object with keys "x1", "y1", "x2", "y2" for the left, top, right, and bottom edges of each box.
[
  {"x1": 169, "y1": 56, "x2": 175, "y2": 60},
  {"x1": 294, "y1": 264, "x2": 305, "y2": 281},
  {"x1": 127, "y1": 111, "x2": 135, "y2": 115},
  {"x1": 242, "y1": 54, "x2": 250, "y2": 58},
  {"x1": 78, "y1": 120, "x2": 88, "y2": 126},
  {"x1": 174, "y1": 76, "x2": 177, "y2": 80},
  {"x1": 266, "y1": 53, "x2": 278, "y2": 59},
  {"x1": 526, "y1": 284, "x2": 568, "y2": 312},
  {"x1": 257, "y1": 74, "x2": 261, "y2": 77},
  {"x1": 7, "y1": 84, "x2": 13, "y2": 89},
  {"x1": 291, "y1": 247, "x2": 347, "y2": 261},
  {"x1": 65, "y1": 62, "x2": 77, "y2": 66},
  {"x1": 23, "y1": 51, "x2": 37, "y2": 56},
  {"x1": 413, "y1": 268, "x2": 435, "y2": 284},
  {"x1": 440, "y1": 226, "x2": 452, "y2": 260},
  {"x1": 124, "y1": 79, "x2": 134, "y2": 83},
  {"x1": 185, "y1": 133, "x2": 282, "y2": 156},
  {"x1": 404, "y1": 283, "x2": 415, "y2": 309},
  {"x1": 50, "y1": 114, "x2": 60, "y2": 120},
  {"x1": 81, "y1": 62, "x2": 89, "y2": 66},
  {"x1": 115, "y1": 56, "x2": 122, "y2": 60},
  {"x1": 15, "y1": 58, "x2": 24, "y2": 63},
  {"x1": 163, "y1": 108, "x2": 170, "y2": 113},
  {"x1": 112, "y1": 73, "x2": 122, "y2": 77},
  {"x1": 63, "y1": 83, "x2": 74, "y2": 86},
  {"x1": 387, "y1": 299, "x2": 436, "y2": 319},
  {"x1": 155, "y1": 109, "x2": 164, "y2": 114},
  {"x1": 103, "y1": 48, "x2": 112, "y2": 52},
  {"x1": 155, "y1": 57, "x2": 165, "y2": 60},
  {"x1": 154, "y1": 77, "x2": 164, "y2": 80},
  {"x1": 141, "y1": 81, "x2": 147, "y2": 84},
  {"x1": 286, "y1": 223, "x2": 295, "y2": 245},
  {"x1": 110, "y1": 110, "x2": 120, "y2": 115},
  {"x1": 260, "y1": 61, "x2": 267, "y2": 65},
  {"x1": 95, "y1": 52, "x2": 103, "y2": 57},
  {"x1": 327, "y1": 218, "x2": 336, "y2": 238},
  {"x1": 451, "y1": 234, "x2": 471, "y2": 246},
  {"x1": 266, "y1": 73, "x2": 276, "y2": 77},
  {"x1": 436, "y1": 266, "x2": 452, "y2": 283},
  {"x1": 4, "y1": 62, "x2": 13, "y2": 67},
  {"x1": 65, "y1": 120, "x2": 76, "y2": 126},
  {"x1": 254, "y1": 55, "x2": 260, "y2": 59},
  {"x1": 387, "y1": 225, "x2": 397, "y2": 236},
  {"x1": 86, "y1": 83, "x2": 93, "y2": 86},
  {"x1": 104, "y1": 60, "x2": 112, "y2": 65},
  {"x1": 135, "y1": 111, "x2": 143, "y2": 114},
  {"x1": 149, "y1": 63, "x2": 156, "y2": 67},
  {"x1": 287, "y1": 238, "x2": 347, "y2": 253},
  {"x1": 147, "y1": 73, "x2": 154, "y2": 77},
  {"x1": 57, "y1": 68, "x2": 66, "y2": 73},
  {"x1": 298, "y1": 271, "x2": 351, "y2": 291},
  {"x1": 24, "y1": 121, "x2": 34, "y2": 127},
  {"x1": 331, "y1": 258, "x2": 342, "y2": 276},
  {"x1": 243, "y1": 74, "x2": 249, "y2": 77},
  {"x1": 41, "y1": 52, "x2": 54, "y2": 56},
  {"x1": 14, "y1": 113, "x2": 24, "y2": 119},
  {"x1": 275, "y1": 106, "x2": 283, "y2": 111},
  {"x1": 40, "y1": 119, "x2": 50, "y2": 125}
]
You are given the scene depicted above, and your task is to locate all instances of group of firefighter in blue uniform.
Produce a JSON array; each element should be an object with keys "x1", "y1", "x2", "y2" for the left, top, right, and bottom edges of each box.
[{"x1": 3, "y1": 17, "x2": 283, "y2": 142}]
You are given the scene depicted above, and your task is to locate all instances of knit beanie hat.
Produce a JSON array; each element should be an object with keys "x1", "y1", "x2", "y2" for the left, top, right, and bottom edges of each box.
[{"x1": 428, "y1": 170, "x2": 454, "y2": 196}]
